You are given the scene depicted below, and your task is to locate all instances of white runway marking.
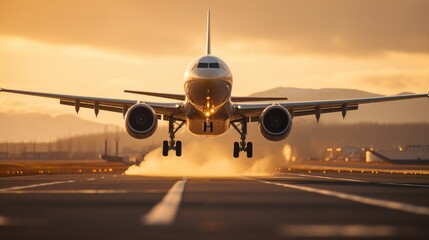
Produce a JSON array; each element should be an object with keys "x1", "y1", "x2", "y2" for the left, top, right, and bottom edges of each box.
[
  {"x1": 0, "y1": 180, "x2": 75, "y2": 192},
  {"x1": 278, "y1": 225, "x2": 396, "y2": 237},
  {"x1": 285, "y1": 173, "x2": 429, "y2": 188},
  {"x1": 285, "y1": 173, "x2": 367, "y2": 183},
  {"x1": 142, "y1": 179, "x2": 188, "y2": 226},
  {"x1": 253, "y1": 178, "x2": 429, "y2": 216}
]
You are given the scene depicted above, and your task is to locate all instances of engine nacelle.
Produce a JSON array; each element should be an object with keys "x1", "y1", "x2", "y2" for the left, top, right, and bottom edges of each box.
[
  {"x1": 258, "y1": 105, "x2": 293, "y2": 141},
  {"x1": 125, "y1": 103, "x2": 158, "y2": 139}
]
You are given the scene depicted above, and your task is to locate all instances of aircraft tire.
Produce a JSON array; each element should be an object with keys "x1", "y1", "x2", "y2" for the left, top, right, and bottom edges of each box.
[
  {"x1": 233, "y1": 142, "x2": 240, "y2": 158},
  {"x1": 246, "y1": 142, "x2": 253, "y2": 158},
  {"x1": 162, "y1": 141, "x2": 169, "y2": 156},
  {"x1": 176, "y1": 141, "x2": 182, "y2": 157}
]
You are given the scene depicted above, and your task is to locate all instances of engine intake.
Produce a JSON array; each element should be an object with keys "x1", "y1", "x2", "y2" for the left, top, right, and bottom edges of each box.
[
  {"x1": 259, "y1": 105, "x2": 292, "y2": 141},
  {"x1": 125, "y1": 103, "x2": 158, "y2": 139}
]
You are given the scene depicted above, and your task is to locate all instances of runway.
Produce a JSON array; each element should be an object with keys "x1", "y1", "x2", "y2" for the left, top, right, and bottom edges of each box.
[{"x1": 1, "y1": 170, "x2": 429, "y2": 239}]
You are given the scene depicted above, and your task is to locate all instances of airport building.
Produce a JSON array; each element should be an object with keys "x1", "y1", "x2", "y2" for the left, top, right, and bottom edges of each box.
[
  {"x1": 325, "y1": 146, "x2": 368, "y2": 162},
  {"x1": 325, "y1": 145, "x2": 429, "y2": 164},
  {"x1": 366, "y1": 145, "x2": 429, "y2": 163}
]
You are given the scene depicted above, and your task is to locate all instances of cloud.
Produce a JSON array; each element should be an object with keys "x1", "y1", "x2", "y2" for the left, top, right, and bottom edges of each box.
[
  {"x1": 1, "y1": 0, "x2": 429, "y2": 57},
  {"x1": 352, "y1": 69, "x2": 429, "y2": 92}
]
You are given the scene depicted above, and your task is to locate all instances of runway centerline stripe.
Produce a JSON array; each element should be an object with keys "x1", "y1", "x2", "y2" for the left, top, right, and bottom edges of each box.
[
  {"x1": 141, "y1": 179, "x2": 188, "y2": 226},
  {"x1": 0, "y1": 180, "x2": 75, "y2": 192},
  {"x1": 251, "y1": 178, "x2": 429, "y2": 216},
  {"x1": 286, "y1": 173, "x2": 429, "y2": 188}
]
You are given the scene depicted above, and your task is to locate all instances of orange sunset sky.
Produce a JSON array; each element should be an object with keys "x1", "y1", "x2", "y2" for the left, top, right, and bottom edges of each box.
[{"x1": 1, "y1": 0, "x2": 428, "y2": 125}]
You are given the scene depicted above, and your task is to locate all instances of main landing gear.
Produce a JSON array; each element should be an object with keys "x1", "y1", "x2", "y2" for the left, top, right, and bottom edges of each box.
[
  {"x1": 162, "y1": 117, "x2": 185, "y2": 157},
  {"x1": 230, "y1": 118, "x2": 253, "y2": 158}
]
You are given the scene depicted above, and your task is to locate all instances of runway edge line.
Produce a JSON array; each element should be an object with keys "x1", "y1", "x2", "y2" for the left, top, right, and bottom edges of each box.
[{"x1": 250, "y1": 178, "x2": 429, "y2": 216}]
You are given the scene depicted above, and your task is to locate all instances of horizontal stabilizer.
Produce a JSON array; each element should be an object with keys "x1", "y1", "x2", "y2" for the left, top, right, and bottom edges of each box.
[
  {"x1": 124, "y1": 90, "x2": 185, "y2": 101},
  {"x1": 125, "y1": 90, "x2": 288, "y2": 102},
  {"x1": 231, "y1": 96, "x2": 288, "y2": 102}
]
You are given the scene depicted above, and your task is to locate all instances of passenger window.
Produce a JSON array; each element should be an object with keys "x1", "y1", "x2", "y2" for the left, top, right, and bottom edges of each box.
[
  {"x1": 209, "y1": 63, "x2": 220, "y2": 68},
  {"x1": 198, "y1": 62, "x2": 209, "y2": 68}
]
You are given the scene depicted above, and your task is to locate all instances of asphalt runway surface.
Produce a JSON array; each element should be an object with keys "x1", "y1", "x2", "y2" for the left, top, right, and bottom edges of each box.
[{"x1": 1, "y1": 170, "x2": 429, "y2": 239}]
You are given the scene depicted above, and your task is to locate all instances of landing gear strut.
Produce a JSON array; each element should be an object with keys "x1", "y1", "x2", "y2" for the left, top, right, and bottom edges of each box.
[
  {"x1": 162, "y1": 117, "x2": 185, "y2": 157},
  {"x1": 203, "y1": 121, "x2": 213, "y2": 133},
  {"x1": 231, "y1": 118, "x2": 253, "y2": 158}
]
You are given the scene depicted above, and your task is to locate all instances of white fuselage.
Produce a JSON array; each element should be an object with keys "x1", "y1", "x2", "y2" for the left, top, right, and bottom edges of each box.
[{"x1": 183, "y1": 55, "x2": 233, "y2": 135}]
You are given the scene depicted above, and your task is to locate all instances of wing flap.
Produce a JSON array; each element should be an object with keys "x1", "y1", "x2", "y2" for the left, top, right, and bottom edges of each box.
[{"x1": 60, "y1": 100, "x2": 124, "y2": 113}]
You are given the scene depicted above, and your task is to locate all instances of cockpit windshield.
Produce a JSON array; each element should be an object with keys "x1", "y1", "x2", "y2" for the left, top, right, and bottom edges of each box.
[
  {"x1": 209, "y1": 63, "x2": 219, "y2": 68},
  {"x1": 197, "y1": 62, "x2": 220, "y2": 69},
  {"x1": 197, "y1": 62, "x2": 209, "y2": 68}
]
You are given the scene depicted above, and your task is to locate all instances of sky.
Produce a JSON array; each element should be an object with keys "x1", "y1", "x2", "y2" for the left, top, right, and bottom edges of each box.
[{"x1": 1, "y1": 0, "x2": 429, "y2": 125}]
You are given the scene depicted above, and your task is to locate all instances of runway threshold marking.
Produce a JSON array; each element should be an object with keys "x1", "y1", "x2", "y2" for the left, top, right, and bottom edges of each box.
[
  {"x1": 251, "y1": 178, "x2": 429, "y2": 216},
  {"x1": 285, "y1": 173, "x2": 429, "y2": 188},
  {"x1": 0, "y1": 180, "x2": 76, "y2": 192},
  {"x1": 141, "y1": 178, "x2": 188, "y2": 226}
]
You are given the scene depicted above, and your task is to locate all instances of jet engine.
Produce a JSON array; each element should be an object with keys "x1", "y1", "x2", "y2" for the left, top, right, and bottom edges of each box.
[
  {"x1": 125, "y1": 103, "x2": 158, "y2": 139},
  {"x1": 258, "y1": 105, "x2": 293, "y2": 141}
]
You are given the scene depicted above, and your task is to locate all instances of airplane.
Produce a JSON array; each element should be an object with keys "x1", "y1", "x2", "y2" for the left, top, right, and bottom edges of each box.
[{"x1": 1, "y1": 10, "x2": 428, "y2": 158}]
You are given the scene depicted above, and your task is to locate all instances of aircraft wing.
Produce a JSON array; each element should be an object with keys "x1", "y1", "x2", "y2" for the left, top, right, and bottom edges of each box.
[
  {"x1": 0, "y1": 88, "x2": 184, "y2": 118},
  {"x1": 232, "y1": 92, "x2": 429, "y2": 121}
]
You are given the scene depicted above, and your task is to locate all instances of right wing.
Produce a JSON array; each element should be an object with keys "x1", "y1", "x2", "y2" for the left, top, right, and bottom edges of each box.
[
  {"x1": 232, "y1": 92, "x2": 429, "y2": 121},
  {"x1": 0, "y1": 88, "x2": 184, "y2": 119}
]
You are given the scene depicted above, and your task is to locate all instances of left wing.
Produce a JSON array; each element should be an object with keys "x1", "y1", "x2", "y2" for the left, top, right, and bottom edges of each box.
[
  {"x1": 0, "y1": 88, "x2": 184, "y2": 119},
  {"x1": 232, "y1": 92, "x2": 429, "y2": 122}
]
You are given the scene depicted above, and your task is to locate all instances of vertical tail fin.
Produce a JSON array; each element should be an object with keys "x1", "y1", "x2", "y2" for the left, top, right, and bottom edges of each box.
[{"x1": 206, "y1": 10, "x2": 211, "y2": 55}]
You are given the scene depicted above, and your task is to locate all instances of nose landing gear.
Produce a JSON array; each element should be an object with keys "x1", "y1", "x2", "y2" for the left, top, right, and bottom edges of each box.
[
  {"x1": 203, "y1": 121, "x2": 214, "y2": 133},
  {"x1": 162, "y1": 117, "x2": 185, "y2": 157},
  {"x1": 231, "y1": 118, "x2": 253, "y2": 158}
]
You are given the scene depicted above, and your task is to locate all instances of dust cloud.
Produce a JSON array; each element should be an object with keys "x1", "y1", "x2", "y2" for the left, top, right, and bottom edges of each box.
[{"x1": 125, "y1": 136, "x2": 290, "y2": 177}]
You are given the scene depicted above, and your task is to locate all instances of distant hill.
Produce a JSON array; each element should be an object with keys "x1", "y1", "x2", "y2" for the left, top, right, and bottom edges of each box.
[
  {"x1": 250, "y1": 87, "x2": 429, "y2": 123},
  {"x1": 0, "y1": 112, "x2": 117, "y2": 142}
]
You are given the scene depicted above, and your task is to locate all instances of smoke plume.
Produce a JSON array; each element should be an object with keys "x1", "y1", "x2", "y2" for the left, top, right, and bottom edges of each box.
[{"x1": 125, "y1": 130, "x2": 289, "y2": 177}]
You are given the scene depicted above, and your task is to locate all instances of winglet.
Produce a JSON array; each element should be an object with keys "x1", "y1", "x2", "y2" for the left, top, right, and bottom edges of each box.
[{"x1": 206, "y1": 10, "x2": 211, "y2": 55}]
